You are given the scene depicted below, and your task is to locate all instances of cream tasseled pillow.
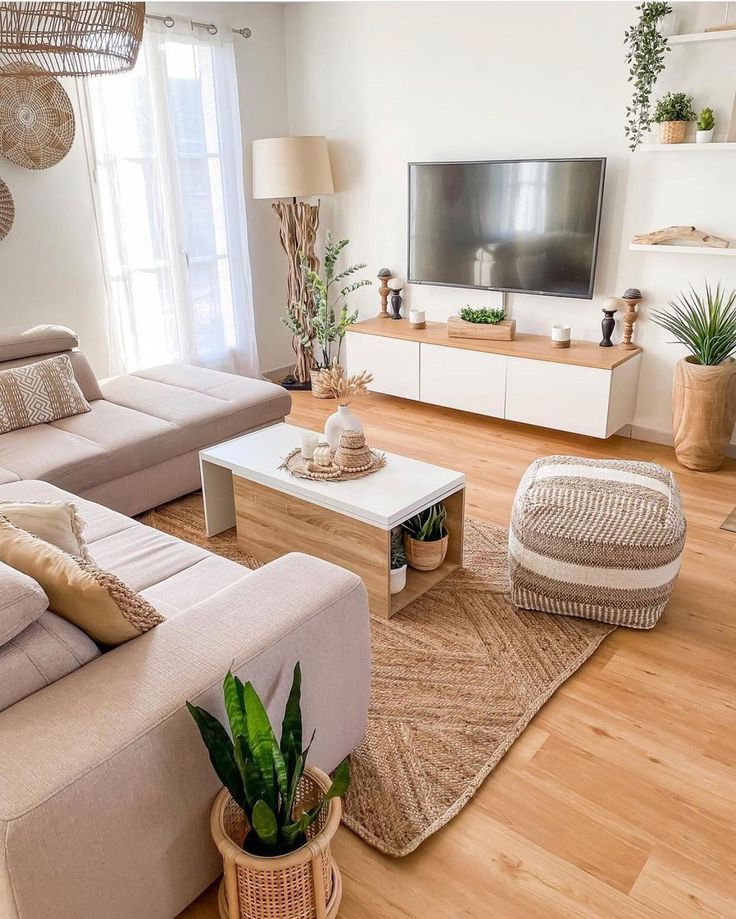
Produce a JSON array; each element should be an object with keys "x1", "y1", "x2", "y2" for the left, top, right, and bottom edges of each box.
[
  {"x1": 0, "y1": 501, "x2": 91, "y2": 561},
  {"x1": 0, "y1": 353, "x2": 90, "y2": 433},
  {"x1": 0, "y1": 517, "x2": 164, "y2": 646}
]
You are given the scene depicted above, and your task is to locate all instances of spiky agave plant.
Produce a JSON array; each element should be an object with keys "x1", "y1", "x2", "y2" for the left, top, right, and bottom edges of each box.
[
  {"x1": 187, "y1": 663, "x2": 349, "y2": 856},
  {"x1": 651, "y1": 282, "x2": 736, "y2": 366}
]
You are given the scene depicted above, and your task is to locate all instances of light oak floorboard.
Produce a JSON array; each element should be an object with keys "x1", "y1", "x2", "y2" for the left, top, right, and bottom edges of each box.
[{"x1": 180, "y1": 392, "x2": 736, "y2": 919}]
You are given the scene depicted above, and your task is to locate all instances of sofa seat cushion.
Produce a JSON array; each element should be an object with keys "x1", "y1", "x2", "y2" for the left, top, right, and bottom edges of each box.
[
  {"x1": 0, "y1": 611, "x2": 99, "y2": 712},
  {"x1": 101, "y1": 364, "x2": 291, "y2": 452}
]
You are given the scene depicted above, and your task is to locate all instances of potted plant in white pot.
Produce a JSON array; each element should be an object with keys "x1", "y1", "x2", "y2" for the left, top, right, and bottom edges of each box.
[
  {"x1": 390, "y1": 528, "x2": 407, "y2": 594},
  {"x1": 402, "y1": 503, "x2": 448, "y2": 572},
  {"x1": 651, "y1": 281, "x2": 736, "y2": 471},
  {"x1": 187, "y1": 663, "x2": 349, "y2": 919},
  {"x1": 696, "y1": 107, "x2": 715, "y2": 143},
  {"x1": 283, "y1": 232, "x2": 371, "y2": 398},
  {"x1": 652, "y1": 91, "x2": 696, "y2": 144}
]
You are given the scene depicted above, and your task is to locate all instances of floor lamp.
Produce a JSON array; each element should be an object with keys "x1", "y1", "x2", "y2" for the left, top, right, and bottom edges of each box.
[{"x1": 252, "y1": 136, "x2": 334, "y2": 387}]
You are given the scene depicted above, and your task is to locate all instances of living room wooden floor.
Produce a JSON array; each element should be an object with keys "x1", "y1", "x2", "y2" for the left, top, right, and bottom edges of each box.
[{"x1": 181, "y1": 391, "x2": 736, "y2": 919}]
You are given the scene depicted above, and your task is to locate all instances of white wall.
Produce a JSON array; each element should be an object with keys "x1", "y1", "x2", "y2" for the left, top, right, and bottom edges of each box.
[
  {"x1": 0, "y1": 2, "x2": 294, "y2": 377},
  {"x1": 284, "y1": 0, "x2": 736, "y2": 444}
]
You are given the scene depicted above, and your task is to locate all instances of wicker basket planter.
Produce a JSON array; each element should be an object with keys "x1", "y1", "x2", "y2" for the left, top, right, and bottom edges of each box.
[
  {"x1": 211, "y1": 766, "x2": 342, "y2": 919},
  {"x1": 658, "y1": 120, "x2": 687, "y2": 144},
  {"x1": 404, "y1": 533, "x2": 449, "y2": 572},
  {"x1": 310, "y1": 366, "x2": 342, "y2": 399}
]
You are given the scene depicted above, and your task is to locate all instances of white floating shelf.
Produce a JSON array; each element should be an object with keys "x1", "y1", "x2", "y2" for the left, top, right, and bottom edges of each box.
[
  {"x1": 667, "y1": 29, "x2": 736, "y2": 45},
  {"x1": 629, "y1": 243, "x2": 736, "y2": 256},
  {"x1": 637, "y1": 142, "x2": 736, "y2": 152}
]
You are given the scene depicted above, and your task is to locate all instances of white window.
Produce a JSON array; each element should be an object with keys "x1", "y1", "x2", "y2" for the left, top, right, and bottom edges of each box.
[{"x1": 86, "y1": 22, "x2": 258, "y2": 377}]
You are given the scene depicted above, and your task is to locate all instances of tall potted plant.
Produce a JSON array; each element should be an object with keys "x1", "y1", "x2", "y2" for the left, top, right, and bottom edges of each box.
[
  {"x1": 283, "y1": 232, "x2": 371, "y2": 398},
  {"x1": 652, "y1": 282, "x2": 736, "y2": 471},
  {"x1": 652, "y1": 92, "x2": 696, "y2": 144},
  {"x1": 624, "y1": 2, "x2": 672, "y2": 151},
  {"x1": 187, "y1": 663, "x2": 349, "y2": 919}
]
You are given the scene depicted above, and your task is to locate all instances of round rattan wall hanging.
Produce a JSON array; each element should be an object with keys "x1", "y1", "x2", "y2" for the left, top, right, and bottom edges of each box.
[
  {"x1": 0, "y1": 66, "x2": 75, "y2": 170},
  {"x1": 0, "y1": 176, "x2": 13, "y2": 240}
]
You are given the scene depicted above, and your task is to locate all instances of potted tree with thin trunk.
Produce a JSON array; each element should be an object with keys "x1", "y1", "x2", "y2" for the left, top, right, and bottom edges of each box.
[{"x1": 652, "y1": 282, "x2": 736, "y2": 471}]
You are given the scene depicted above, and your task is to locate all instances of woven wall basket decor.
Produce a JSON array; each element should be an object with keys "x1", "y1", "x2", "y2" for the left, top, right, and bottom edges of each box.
[
  {"x1": 0, "y1": 176, "x2": 13, "y2": 240},
  {"x1": 0, "y1": 66, "x2": 75, "y2": 169}
]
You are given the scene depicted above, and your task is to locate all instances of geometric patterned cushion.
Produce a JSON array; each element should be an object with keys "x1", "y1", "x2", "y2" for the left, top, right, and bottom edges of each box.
[
  {"x1": 509, "y1": 455, "x2": 686, "y2": 628},
  {"x1": 0, "y1": 353, "x2": 90, "y2": 434}
]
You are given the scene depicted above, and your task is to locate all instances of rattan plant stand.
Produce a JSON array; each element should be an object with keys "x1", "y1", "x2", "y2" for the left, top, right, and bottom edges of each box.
[{"x1": 211, "y1": 766, "x2": 342, "y2": 919}]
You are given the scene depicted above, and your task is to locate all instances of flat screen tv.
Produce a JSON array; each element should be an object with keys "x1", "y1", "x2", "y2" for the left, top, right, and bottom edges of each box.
[{"x1": 408, "y1": 158, "x2": 606, "y2": 299}]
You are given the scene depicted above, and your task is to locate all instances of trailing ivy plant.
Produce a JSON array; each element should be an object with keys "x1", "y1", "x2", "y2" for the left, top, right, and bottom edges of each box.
[{"x1": 624, "y1": 2, "x2": 672, "y2": 151}]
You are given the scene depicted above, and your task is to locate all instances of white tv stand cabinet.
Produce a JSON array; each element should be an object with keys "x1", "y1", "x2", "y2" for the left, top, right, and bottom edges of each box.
[{"x1": 345, "y1": 318, "x2": 642, "y2": 439}]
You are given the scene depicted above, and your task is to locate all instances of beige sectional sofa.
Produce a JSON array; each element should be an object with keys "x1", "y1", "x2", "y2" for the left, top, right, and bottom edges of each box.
[
  {"x1": 0, "y1": 479, "x2": 371, "y2": 919},
  {"x1": 0, "y1": 325, "x2": 292, "y2": 515}
]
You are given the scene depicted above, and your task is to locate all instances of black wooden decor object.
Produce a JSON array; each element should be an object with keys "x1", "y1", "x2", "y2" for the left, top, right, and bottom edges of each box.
[
  {"x1": 600, "y1": 299, "x2": 619, "y2": 347},
  {"x1": 390, "y1": 289, "x2": 403, "y2": 319}
]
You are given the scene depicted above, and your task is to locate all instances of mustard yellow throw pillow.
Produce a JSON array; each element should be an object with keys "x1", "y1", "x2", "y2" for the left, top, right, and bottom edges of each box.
[{"x1": 0, "y1": 517, "x2": 164, "y2": 645}]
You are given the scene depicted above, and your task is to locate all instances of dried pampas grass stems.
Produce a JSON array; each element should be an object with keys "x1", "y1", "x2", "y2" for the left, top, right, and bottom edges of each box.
[{"x1": 325, "y1": 366, "x2": 373, "y2": 404}]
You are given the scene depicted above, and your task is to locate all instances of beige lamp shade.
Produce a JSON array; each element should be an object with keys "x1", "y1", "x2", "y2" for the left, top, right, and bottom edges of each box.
[{"x1": 252, "y1": 136, "x2": 334, "y2": 200}]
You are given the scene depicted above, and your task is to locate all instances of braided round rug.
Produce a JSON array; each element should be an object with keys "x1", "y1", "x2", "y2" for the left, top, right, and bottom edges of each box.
[
  {"x1": 0, "y1": 67, "x2": 75, "y2": 169},
  {"x1": 141, "y1": 493, "x2": 613, "y2": 857}
]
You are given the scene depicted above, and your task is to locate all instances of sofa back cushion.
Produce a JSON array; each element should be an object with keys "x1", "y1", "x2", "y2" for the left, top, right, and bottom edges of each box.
[
  {"x1": 0, "y1": 517, "x2": 164, "y2": 645},
  {"x1": 0, "y1": 559, "x2": 48, "y2": 645},
  {"x1": 0, "y1": 354, "x2": 91, "y2": 434},
  {"x1": 0, "y1": 324, "x2": 78, "y2": 362}
]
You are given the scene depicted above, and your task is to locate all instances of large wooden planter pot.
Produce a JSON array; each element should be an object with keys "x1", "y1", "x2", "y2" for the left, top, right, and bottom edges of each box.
[
  {"x1": 211, "y1": 767, "x2": 342, "y2": 919},
  {"x1": 672, "y1": 356, "x2": 736, "y2": 471}
]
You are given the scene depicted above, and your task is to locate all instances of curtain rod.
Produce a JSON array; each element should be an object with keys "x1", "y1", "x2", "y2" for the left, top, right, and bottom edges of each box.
[{"x1": 145, "y1": 13, "x2": 252, "y2": 38}]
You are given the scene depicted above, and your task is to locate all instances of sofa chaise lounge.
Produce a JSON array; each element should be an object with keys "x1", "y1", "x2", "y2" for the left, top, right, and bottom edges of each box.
[
  {"x1": 0, "y1": 479, "x2": 371, "y2": 919},
  {"x1": 0, "y1": 324, "x2": 292, "y2": 515}
]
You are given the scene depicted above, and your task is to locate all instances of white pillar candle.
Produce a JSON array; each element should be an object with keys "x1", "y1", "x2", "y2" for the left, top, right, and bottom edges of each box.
[
  {"x1": 409, "y1": 309, "x2": 425, "y2": 325},
  {"x1": 551, "y1": 324, "x2": 571, "y2": 342},
  {"x1": 300, "y1": 431, "x2": 318, "y2": 459},
  {"x1": 387, "y1": 278, "x2": 403, "y2": 291}
]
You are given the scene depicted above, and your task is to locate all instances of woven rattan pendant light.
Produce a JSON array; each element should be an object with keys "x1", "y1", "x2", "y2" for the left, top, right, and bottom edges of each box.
[{"x1": 0, "y1": 2, "x2": 145, "y2": 77}]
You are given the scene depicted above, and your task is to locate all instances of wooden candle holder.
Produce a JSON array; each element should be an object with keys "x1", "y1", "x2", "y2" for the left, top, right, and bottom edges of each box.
[
  {"x1": 377, "y1": 268, "x2": 391, "y2": 319},
  {"x1": 620, "y1": 288, "x2": 642, "y2": 350}
]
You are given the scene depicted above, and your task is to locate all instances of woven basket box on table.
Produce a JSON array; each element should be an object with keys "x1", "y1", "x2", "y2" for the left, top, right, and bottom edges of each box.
[{"x1": 508, "y1": 455, "x2": 686, "y2": 629}]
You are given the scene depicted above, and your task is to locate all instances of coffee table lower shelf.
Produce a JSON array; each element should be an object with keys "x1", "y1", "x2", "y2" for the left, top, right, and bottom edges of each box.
[{"x1": 232, "y1": 476, "x2": 465, "y2": 619}]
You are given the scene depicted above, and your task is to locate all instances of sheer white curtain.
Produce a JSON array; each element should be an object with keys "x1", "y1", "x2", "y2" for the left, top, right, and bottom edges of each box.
[{"x1": 86, "y1": 20, "x2": 259, "y2": 377}]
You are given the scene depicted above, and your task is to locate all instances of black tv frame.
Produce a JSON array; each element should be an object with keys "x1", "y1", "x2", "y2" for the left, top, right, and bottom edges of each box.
[{"x1": 407, "y1": 157, "x2": 607, "y2": 300}]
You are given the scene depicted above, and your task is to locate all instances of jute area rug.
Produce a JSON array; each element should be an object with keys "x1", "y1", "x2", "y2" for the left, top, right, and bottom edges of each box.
[{"x1": 140, "y1": 493, "x2": 613, "y2": 857}]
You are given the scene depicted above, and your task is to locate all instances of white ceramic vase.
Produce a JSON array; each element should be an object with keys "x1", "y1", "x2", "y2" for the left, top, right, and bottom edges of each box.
[
  {"x1": 696, "y1": 128, "x2": 714, "y2": 144},
  {"x1": 390, "y1": 564, "x2": 407, "y2": 595},
  {"x1": 324, "y1": 404, "x2": 363, "y2": 450}
]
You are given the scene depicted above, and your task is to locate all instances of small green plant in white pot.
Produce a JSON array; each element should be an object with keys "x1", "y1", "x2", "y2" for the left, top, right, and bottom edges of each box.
[
  {"x1": 390, "y1": 528, "x2": 407, "y2": 594},
  {"x1": 653, "y1": 92, "x2": 696, "y2": 144},
  {"x1": 696, "y1": 107, "x2": 715, "y2": 144}
]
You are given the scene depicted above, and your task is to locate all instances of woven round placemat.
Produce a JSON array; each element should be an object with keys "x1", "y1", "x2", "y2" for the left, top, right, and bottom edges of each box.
[
  {"x1": 280, "y1": 447, "x2": 387, "y2": 482},
  {"x1": 0, "y1": 66, "x2": 75, "y2": 170},
  {"x1": 0, "y1": 177, "x2": 14, "y2": 240}
]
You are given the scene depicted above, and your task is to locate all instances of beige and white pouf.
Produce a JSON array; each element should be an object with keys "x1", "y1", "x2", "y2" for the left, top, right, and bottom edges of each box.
[{"x1": 509, "y1": 455, "x2": 686, "y2": 629}]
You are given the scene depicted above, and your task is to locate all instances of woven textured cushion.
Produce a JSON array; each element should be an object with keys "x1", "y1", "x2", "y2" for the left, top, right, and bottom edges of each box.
[
  {"x1": 0, "y1": 516, "x2": 164, "y2": 645},
  {"x1": 509, "y1": 455, "x2": 686, "y2": 629},
  {"x1": 0, "y1": 353, "x2": 90, "y2": 434}
]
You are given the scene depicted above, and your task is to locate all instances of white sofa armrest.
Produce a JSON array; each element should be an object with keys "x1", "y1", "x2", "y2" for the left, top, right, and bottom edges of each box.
[{"x1": 0, "y1": 553, "x2": 370, "y2": 919}]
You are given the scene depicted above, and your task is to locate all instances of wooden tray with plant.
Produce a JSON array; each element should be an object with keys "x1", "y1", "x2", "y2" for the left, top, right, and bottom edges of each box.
[{"x1": 447, "y1": 306, "x2": 516, "y2": 341}]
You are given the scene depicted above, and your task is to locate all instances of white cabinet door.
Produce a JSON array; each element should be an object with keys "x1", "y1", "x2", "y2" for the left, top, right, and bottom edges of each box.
[
  {"x1": 420, "y1": 343, "x2": 506, "y2": 417},
  {"x1": 505, "y1": 357, "x2": 611, "y2": 438},
  {"x1": 345, "y1": 332, "x2": 420, "y2": 400}
]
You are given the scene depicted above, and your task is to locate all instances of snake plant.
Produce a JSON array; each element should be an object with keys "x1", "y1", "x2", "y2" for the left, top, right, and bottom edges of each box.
[
  {"x1": 187, "y1": 663, "x2": 349, "y2": 856},
  {"x1": 402, "y1": 503, "x2": 448, "y2": 542}
]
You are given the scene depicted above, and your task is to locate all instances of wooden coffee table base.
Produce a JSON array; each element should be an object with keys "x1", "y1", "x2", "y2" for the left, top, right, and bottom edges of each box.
[{"x1": 233, "y1": 476, "x2": 465, "y2": 619}]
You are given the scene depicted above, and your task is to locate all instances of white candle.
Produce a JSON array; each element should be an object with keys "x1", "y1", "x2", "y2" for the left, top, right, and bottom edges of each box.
[
  {"x1": 300, "y1": 431, "x2": 318, "y2": 459},
  {"x1": 387, "y1": 278, "x2": 403, "y2": 291},
  {"x1": 551, "y1": 324, "x2": 571, "y2": 342},
  {"x1": 409, "y1": 309, "x2": 425, "y2": 324}
]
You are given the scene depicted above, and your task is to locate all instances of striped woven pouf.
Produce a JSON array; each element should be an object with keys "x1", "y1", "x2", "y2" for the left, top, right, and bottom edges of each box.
[{"x1": 508, "y1": 455, "x2": 686, "y2": 628}]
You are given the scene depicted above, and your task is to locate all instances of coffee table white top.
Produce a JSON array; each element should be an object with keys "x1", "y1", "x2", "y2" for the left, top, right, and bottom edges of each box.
[{"x1": 200, "y1": 422, "x2": 464, "y2": 528}]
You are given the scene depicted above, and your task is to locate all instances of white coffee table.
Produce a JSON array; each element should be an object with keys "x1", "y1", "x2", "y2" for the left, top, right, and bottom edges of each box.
[{"x1": 200, "y1": 423, "x2": 465, "y2": 618}]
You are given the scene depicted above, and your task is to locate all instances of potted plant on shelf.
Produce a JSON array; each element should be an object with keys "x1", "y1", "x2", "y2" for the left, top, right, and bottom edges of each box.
[
  {"x1": 187, "y1": 663, "x2": 349, "y2": 919},
  {"x1": 624, "y1": 2, "x2": 673, "y2": 151},
  {"x1": 651, "y1": 281, "x2": 736, "y2": 471},
  {"x1": 390, "y1": 528, "x2": 408, "y2": 594},
  {"x1": 402, "y1": 502, "x2": 448, "y2": 572},
  {"x1": 652, "y1": 91, "x2": 696, "y2": 144},
  {"x1": 283, "y1": 232, "x2": 371, "y2": 398},
  {"x1": 323, "y1": 366, "x2": 373, "y2": 449},
  {"x1": 448, "y1": 305, "x2": 516, "y2": 341},
  {"x1": 696, "y1": 107, "x2": 715, "y2": 143}
]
